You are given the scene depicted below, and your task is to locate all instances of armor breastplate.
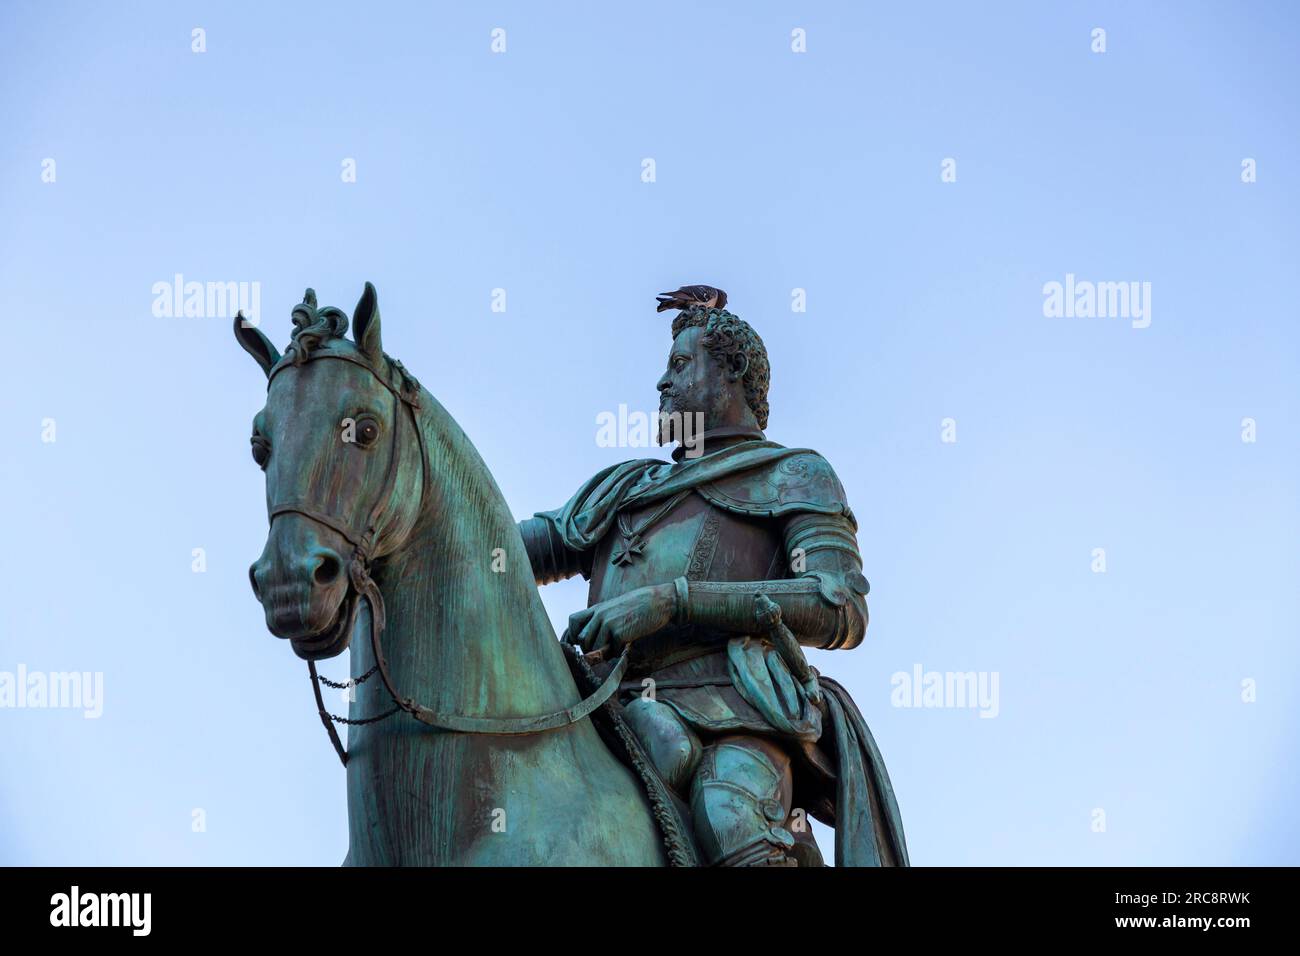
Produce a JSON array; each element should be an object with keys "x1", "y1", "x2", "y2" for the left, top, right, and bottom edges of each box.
[{"x1": 588, "y1": 490, "x2": 785, "y2": 668}]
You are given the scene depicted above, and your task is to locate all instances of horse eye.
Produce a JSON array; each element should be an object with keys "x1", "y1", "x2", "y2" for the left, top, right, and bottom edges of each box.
[
  {"x1": 250, "y1": 435, "x2": 270, "y2": 468},
  {"x1": 355, "y1": 417, "x2": 381, "y2": 447}
]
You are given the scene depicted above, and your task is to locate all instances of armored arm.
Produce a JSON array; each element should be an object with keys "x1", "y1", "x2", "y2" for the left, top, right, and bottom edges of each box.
[
  {"x1": 675, "y1": 510, "x2": 870, "y2": 651},
  {"x1": 518, "y1": 516, "x2": 588, "y2": 586}
]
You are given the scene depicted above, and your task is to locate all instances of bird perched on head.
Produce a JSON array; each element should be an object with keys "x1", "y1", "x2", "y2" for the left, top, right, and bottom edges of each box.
[{"x1": 656, "y1": 284, "x2": 728, "y2": 313}]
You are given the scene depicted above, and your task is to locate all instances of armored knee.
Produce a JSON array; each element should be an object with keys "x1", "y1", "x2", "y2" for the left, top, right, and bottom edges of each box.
[
  {"x1": 690, "y1": 737, "x2": 797, "y2": 867},
  {"x1": 621, "y1": 696, "x2": 702, "y2": 793}
]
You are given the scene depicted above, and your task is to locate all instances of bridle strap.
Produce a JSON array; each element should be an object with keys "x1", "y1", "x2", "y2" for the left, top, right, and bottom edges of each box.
[
  {"x1": 270, "y1": 502, "x2": 369, "y2": 553},
  {"x1": 266, "y1": 348, "x2": 624, "y2": 768},
  {"x1": 267, "y1": 347, "x2": 422, "y2": 560},
  {"x1": 350, "y1": 557, "x2": 629, "y2": 735}
]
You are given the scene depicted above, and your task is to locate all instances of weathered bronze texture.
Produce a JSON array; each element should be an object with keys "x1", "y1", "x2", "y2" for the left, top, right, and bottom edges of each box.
[{"x1": 236, "y1": 283, "x2": 908, "y2": 867}]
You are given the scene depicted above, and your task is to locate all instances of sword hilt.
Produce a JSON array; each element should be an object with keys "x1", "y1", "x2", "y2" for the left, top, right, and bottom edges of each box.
[{"x1": 753, "y1": 593, "x2": 822, "y2": 704}]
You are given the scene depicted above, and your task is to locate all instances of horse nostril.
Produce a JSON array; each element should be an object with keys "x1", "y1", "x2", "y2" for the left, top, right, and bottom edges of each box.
[
  {"x1": 313, "y1": 551, "x2": 343, "y2": 586},
  {"x1": 249, "y1": 563, "x2": 262, "y2": 601}
]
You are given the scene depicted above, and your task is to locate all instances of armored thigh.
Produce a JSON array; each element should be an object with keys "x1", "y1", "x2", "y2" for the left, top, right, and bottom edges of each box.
[
  {"x1": 621, "y1": 695, "x2": 703, "y2": 793},
  {"x1": 689, "y1": 735, "x2": 803, "y2": 867}
]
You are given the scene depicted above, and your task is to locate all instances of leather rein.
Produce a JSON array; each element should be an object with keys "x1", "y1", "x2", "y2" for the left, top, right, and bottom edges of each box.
[{"x1": 264, "y1": 348, "x2": 628, "y2": 767}]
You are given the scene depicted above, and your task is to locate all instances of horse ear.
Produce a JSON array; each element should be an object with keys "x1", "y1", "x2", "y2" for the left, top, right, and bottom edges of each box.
[
  {"x1": 353, "y1": 282, "x2": 382, "y2": 359},
  {"x1": 233, "y1": 313, "x2": 280, "y2": 377}
]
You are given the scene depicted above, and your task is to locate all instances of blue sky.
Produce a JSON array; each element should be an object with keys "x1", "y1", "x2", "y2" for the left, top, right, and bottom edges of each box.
[{"x1": 1, "y1": 1, "x2": 1297, "y2": 866}]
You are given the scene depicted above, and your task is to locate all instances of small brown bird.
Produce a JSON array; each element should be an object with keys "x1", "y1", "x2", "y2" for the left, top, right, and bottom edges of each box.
[{"x1": 656, "y1": 284, "x2": 728, "y2": 313}]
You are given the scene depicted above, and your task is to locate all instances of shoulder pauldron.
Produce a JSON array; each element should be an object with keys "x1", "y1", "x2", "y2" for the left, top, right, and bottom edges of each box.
[{"x1": 696, "y1": 452, "x2": 856, "y2": 529}]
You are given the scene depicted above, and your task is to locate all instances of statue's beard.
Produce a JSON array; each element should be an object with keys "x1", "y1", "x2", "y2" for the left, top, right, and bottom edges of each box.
[
  {"x1": 656, "y1": 407, "x2": 707, "y2": 455},
  {"x1": 655, "y1": 396, "x2": 689, "y2": 446},
  {"x1": 655, "y1": 408, "x2": 674, "y2": 446},
  {"x1": 658, "y1": 387, "x2": 719, "y2": 451},
  {"x1": 656, "y1": 392, "x2": 672, "y2": 445}
]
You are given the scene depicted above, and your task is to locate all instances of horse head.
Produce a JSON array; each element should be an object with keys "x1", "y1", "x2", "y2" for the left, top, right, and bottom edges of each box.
[{"x1": 234, "y1": 283, "x2": 426, "y2": 661}]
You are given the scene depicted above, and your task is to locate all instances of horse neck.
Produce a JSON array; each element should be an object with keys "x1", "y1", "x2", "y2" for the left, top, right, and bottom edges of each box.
[{"x1": 368, "y1": 391, "x2": 578, "y2": 716}]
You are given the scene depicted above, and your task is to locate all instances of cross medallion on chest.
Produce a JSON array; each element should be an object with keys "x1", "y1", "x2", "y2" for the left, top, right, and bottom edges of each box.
[
  {"x1": 610, "y1": 535, "x2": 645, "y2": 566},
  {"x1": 611, "y1": 490, "x2": 690, "y2": 567}
]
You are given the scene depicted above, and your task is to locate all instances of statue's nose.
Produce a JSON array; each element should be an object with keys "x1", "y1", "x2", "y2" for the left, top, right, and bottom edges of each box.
[
  {"x1": 308, "y1": 546, "x2": 343, "y2": 585},
  {"x1": 249, "y1": 515, "x2": 352, "y2": 639},
  {"x1": 249, "y1": 545, "x2": 343, "y2": 598}
]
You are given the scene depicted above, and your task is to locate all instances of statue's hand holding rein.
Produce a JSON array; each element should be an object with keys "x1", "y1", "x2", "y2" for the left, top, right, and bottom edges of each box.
[
  {"x1": 567, "y1": 582, "x2": 681, "y2": 658},
  {"x1": 559, "y1": 626, "x2": 603, "y2": 665}
]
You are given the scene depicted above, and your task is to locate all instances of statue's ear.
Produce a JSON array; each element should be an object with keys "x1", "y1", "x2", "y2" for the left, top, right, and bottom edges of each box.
[
  {"x1": 233, "y1": 313, "x2": 280, "y2": 377},
  {"x1": 727, "y1": 350, "x2": 749, "y2": 381},
  {"x1": 352, "y1": 282, "x2": 382, "y2": 359}
]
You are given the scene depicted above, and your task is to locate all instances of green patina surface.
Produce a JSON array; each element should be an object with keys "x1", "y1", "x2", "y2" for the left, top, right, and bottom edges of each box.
[{"x1": 235, "y1": 283, "x2": 909, "y2": 867}]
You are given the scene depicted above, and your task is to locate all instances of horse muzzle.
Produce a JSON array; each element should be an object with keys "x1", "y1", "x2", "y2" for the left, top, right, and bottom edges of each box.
[
  {"x1": 249, "y1": 520, "x2": 355, "y2": 660},
  {"x1": 287, "y1": 590, "x2": 357, "y2": 661}
]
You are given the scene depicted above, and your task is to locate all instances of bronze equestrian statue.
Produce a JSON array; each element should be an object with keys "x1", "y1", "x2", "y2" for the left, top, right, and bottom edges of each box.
[{"x1": 234, "y1": 283, "x2": 908, "y2": 866}]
